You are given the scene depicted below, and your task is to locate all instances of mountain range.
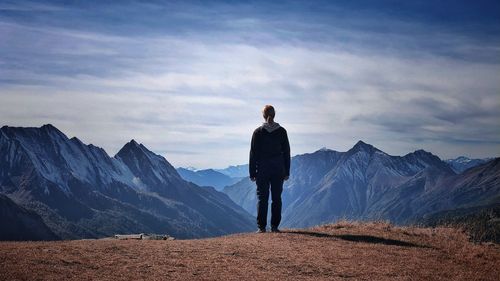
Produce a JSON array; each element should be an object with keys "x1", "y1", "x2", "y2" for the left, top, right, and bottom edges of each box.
[
  {"x1": 0, "y1": 125, "x2": 254, "y2": 240},
  {"x1": 215, "y1": 165, "x2": 250, "y2": 178},
  {"x1": 223, "y1": 141, "x2": 499, "y2": 228},
  {"x1": 176, "y1": 168, "x2": 241, "y2": 191},
  {"x1": 1, "y1": 124, "x2": 498, "y2": 241}
]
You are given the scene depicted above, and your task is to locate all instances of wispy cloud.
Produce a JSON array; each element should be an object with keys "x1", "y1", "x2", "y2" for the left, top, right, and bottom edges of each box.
[{"x1": 1, "y1": 0, "x2": 499, "y2": 168}]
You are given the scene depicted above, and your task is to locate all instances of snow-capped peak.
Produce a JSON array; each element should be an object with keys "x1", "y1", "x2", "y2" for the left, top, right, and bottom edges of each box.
[{"x1": 447, "y1": 156, "x2": 471, "y2": 163}]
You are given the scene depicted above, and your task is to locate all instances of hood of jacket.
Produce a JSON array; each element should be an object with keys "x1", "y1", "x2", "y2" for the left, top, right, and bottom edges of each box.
[{"x1": 262, "y1": 122, "x2": 281, "y2": 133}]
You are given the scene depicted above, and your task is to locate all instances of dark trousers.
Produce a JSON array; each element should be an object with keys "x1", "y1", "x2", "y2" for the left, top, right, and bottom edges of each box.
[{"x1": 256, "y1": 173, "x2": 284, "y2": 229}]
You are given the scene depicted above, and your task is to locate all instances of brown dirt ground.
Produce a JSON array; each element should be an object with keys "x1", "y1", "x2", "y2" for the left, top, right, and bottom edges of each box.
[{"x1": 0, "y1": 222, "x2": 499, "y2": 281}]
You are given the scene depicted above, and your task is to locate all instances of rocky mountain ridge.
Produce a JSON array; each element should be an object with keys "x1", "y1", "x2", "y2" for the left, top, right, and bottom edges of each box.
[
  {"x1": 0, "y1": 124, "x2": 254, "y2": 240},
  {"x1": 223, "y1": 141, "x2": 498, "y2": 228}
]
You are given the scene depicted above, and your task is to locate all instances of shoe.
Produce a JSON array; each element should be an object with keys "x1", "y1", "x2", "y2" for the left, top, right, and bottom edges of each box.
[
  {"x1": 256, "y1": 228, "x2": 266, "y2": 233},
  {"x1": 271, "y1": 227, "x2": 280, "y2": 233}
]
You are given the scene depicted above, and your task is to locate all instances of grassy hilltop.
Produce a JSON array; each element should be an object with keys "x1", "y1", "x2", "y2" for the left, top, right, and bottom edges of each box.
[{"x1": 1, "y1": 222, "x2": 499, "y2": 281}]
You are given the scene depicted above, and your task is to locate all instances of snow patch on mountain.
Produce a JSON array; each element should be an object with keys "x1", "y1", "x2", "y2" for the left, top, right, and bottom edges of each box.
[{"x1": 445, "y1": 156, "x2": 491, "y2": 174}]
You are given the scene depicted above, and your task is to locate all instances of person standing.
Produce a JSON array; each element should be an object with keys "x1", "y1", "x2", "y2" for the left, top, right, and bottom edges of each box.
[{"x1": 249, "y1": 105, "x2": 291, "y2": 233}]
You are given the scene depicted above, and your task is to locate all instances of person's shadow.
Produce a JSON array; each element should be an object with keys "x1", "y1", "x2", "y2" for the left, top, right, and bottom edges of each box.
[{"x1": 283, "y1": 230, "x2": 432, "y2": 248}]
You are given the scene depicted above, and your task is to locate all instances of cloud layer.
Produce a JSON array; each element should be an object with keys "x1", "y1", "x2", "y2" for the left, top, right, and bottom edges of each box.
[{"x1": 1, "y1": 0, "x2": 499, "y2": 168}]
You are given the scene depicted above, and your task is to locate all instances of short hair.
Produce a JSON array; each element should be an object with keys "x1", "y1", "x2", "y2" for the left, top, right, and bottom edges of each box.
[{"x1": 262, "y1": 105, "x2": 275, "y2": 119}]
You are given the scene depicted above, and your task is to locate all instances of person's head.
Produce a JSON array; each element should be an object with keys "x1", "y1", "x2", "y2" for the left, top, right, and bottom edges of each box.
[{"x1": 262, "y1": 105, "x2": 275, "y2": 122}]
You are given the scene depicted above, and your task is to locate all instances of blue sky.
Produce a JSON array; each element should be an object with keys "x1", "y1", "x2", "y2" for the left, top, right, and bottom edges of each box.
[{"x1": 1, "y1": 0, "x2": 499, "y2": 168}]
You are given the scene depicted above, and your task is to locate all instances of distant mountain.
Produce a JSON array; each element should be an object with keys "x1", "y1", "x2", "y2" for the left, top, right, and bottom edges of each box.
[
  {"x1": 365, "y1": 157, "x2": 499, "y2": 224},
  {"x1": 223, "y1": 141, "x2": 499, "y2": 228},
  {"x1": 417, "y1": 159, "x2": 500, "y2": 242},
  {"x1": 0, "y1": 125, "x2": 254, "y2": 240},
  {"x1": 223, "y1": 177, "x2": 257, "y2": 216},
  {"x1": 216, "y1": 164, "x2": 249, "y2": 178},
  {"x1": 176, "y1": 168, "x2": 240, "y2": 191},
  {"x1": 184, "y1": 166, "x2": 199, "y2": 171},
  {"x1": 445, "y1": 156, "x2": 491, "y2": 174}
]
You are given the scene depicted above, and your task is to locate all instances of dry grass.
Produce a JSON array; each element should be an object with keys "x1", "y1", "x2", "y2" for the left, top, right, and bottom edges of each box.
[{"x1": 0, "y1": 222, "x2": 499, "y2": 281}]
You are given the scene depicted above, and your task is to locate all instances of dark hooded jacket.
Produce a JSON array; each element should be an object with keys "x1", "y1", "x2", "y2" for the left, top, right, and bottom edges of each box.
[{"x1": 249, "y1": 122, "x2": 291, "y2": 179}]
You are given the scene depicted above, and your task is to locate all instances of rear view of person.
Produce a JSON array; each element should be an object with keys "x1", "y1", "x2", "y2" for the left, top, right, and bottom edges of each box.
[{"x1": 249, "y1": 105, "x2": 291, "y2": 233}]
